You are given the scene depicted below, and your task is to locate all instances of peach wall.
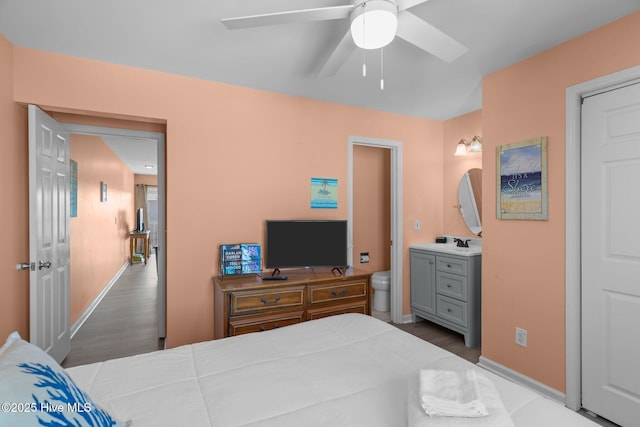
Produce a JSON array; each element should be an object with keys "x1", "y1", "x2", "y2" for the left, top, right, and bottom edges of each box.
[
  {"x1": 0, "y1": 34, "x2": 29, "y2": 341},
  {"x1": 8, "y1": 45, "x2": 444, "y2": 347},
  {"x1": 482, "y1": 11, "x2": 640, "y2": 392},
  {"x1": 442, "y1": 110, "x2": 482, "y2": 237},
  {"x1": 69, "y1": 135, "x2": 135, "y2": 324},
  {"x1": 353, "y1": 145, "x2": 391, "y2": 274}
]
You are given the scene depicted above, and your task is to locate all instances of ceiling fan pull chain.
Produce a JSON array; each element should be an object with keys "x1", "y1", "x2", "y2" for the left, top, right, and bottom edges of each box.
[
  {"x1": 362, "y1": 4, "x2": 367, "y2": 76},
  {"x1": 362, "y1": 2, "x2": 367, "y2": 49},
  {"x1": 363, "y1": 51, "x2": 367, "y2": 77},
  {"x1": 380, "y1": 47, "x2": 385, "y2": 90}
]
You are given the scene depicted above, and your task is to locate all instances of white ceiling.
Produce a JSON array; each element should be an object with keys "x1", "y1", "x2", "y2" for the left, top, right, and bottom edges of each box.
[
  {"x1": 1, "y1": 0, "x2": 639, "y2": 123},
  {"x1": 100, "y1": 135, "x2": 158, "y2": 176}
]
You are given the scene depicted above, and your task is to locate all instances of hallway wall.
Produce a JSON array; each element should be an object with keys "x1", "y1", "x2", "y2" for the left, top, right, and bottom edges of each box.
[{"x1": 70, "y1": 134, "x2": 135, "y2": 324}]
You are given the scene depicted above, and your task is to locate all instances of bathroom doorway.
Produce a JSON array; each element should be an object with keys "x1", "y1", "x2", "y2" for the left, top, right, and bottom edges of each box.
[
  {"x1": 348, "y1": 136, "x2": 403, "y2": 324},
  {"x1": 353, "y1": 145, "x2": 391, "y2": 321}
]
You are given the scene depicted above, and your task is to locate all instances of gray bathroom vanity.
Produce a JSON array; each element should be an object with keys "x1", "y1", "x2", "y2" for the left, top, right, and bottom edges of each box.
[{"x1": 409, "y1": 243, "x2": 481, "y2": 347}]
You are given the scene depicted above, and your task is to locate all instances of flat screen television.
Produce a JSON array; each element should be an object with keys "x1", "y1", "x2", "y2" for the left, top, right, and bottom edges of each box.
[{"x1": 265, "y1": 220, "x2": 348, "y2": 269}]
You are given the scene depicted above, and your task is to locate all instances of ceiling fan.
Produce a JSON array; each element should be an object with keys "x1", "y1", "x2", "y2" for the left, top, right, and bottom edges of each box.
[{"x1": 221, "y1": 0, "x2": 468, "y2": 77}]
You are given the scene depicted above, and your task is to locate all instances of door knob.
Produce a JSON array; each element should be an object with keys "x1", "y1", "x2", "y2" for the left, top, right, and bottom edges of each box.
[{"x1": 38, "y1": 260, "x2": 52, "y2": 270}]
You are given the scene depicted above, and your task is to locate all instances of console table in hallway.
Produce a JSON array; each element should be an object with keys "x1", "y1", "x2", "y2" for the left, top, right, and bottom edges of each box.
[{"x1": 129, "y1": 230, "x2": 150, "y2": 265}]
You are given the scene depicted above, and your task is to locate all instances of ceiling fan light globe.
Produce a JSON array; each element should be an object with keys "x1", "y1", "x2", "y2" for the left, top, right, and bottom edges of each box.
[{"x1": 351, "y1": 1, "x2": 398, "y2": 50}]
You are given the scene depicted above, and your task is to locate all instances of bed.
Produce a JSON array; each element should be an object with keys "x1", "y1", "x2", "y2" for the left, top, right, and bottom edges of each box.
[{"x1": 2, "y1": 314, "x2": 596, "y2": 426}]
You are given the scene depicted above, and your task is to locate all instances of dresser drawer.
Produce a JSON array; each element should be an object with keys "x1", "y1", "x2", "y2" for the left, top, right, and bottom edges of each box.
[
  {"x1": 435, "y1": 256, "x2": 467, "y2": 276},
  {"x1": 228, "y1": 311, "x2": 305, "y2": 336},
  {"x1": 436, "y1": 295, "x2": 467, "y2": 327},
  {"x1": 436, "y1": 272, "x2": 468, "y2": 301},
  {"x1": 307, "y1": 301, "x2": 368, "y2": 321},
  {"x1": 307, "y1": 280, "x2": 368, "y2": 305},
  {"x1": 229, "y1": 287, "x2": 304, "y2": 315}
]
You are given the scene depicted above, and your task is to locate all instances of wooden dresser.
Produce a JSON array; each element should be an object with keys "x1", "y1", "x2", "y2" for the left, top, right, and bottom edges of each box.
[{"x1": 213, "y1": 268, "x2": 371, "y2": 339}]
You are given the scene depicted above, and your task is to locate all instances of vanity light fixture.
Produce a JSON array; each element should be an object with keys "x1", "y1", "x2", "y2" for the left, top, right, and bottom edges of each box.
[
  {"x1": 469, "y1": 136, "x2": 483, "y2": 152},
  {"x1": 454, "y1": 136, "x2": 483, "y2": 156}
]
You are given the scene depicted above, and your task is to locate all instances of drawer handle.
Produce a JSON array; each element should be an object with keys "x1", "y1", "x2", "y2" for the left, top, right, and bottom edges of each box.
[
  {"x1": 260, "y1": 296, "x2": 281, "y2": 305},
  {"x1": 447, "y1": 284, "x2": 452, "y2": 288},
  {"x1": 259, "y1": 323, "x2": 280, "y2": 332},
  {"x1": 447, "y1": 308, "x2": 452, "y2": 313},
  {"x1": 331, "y1": 289, "x2": 349, "y2": 297},
  {"x1": 447, "y1": 264, "x2": 452, "y2": 268}
]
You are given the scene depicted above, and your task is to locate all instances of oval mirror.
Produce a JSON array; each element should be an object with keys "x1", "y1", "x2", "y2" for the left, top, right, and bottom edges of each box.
[{"x1": 458, "y1": 168, "x2": 482, "y2": 236}]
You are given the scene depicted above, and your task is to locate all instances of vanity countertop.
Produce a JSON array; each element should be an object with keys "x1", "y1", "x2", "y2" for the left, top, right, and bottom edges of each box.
[{"x1": 409, "y1": 242, "x2": 482, "y2": 256}]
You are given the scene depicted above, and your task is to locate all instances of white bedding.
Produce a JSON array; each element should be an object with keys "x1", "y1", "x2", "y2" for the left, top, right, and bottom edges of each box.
[{"x1": 65, "y1": 314, "x2": 595, "y2": 427}]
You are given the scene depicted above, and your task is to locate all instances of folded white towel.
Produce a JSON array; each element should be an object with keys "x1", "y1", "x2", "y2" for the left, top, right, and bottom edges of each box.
[
  {"x1": 419, "y1": 369, "x2": 488, "y2": 417},
  {"x1": 408, "y1": 369, "x2": 515, "y2": 427}
]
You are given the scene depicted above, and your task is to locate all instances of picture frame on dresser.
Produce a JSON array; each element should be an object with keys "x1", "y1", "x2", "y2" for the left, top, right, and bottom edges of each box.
[{"x1": 219, "y1": 243, "x2": 261, "y2": 277}]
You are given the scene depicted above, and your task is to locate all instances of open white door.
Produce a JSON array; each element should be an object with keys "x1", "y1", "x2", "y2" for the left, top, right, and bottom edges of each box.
[
  {"x1": 28, "y1": 105, "x2": 71, "y2": 363},
  {"x1": 581, "y1": 83, "x2": 640, "y2": 426}
]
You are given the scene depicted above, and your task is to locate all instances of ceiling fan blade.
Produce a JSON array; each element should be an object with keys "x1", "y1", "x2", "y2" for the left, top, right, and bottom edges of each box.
[
  {"x1": 221, "y1": 5, "x2": 353, "y2": 30},
  {"x1": 317, "y1": 29, "x2": 356, "y2": 78},
  {"x1": 397, "y1": 0, "x2": 430, "y2": 11},
  {"x1": 395, "y1": 11, "x2": 468, "y2": 63}
]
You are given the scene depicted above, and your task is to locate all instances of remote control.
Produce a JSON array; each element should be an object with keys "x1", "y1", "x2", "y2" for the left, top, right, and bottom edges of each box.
[{"x1": 262, "y1": 276, "x2": 288, "y2": 281}]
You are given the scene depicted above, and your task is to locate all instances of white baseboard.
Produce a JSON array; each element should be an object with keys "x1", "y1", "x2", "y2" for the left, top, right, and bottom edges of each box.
[
  {"x1": 401, "y1": 314, "x2": 414, "y2": 324},
  {"x1": 478, "y1": 356, "x2": 566, "y2": 404},
  {"x1": 70, "y1": 262, "x2": 129, "y2": 338}
]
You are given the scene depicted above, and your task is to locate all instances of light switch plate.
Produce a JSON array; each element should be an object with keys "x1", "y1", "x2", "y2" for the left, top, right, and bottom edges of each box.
[{"x1": 515, "y1": 327, "x2": 527, "y2": 347}]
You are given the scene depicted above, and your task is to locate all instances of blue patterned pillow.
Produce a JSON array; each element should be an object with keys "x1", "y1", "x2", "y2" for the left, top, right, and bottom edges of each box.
[{"x1": 0, "y1": 332, "x2": 127, "y2": 427}]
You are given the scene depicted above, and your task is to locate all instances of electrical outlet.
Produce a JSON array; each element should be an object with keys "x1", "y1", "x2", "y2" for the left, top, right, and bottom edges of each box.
[
  {"x1": 414, "y1": 219, "x2": 421, "y2": 231},
  {"x1": 515, "y1": 327, "x2": 527, "y2": 347},
  {"x1": 360, "y1": 252, "x2": 370, "y2": 263}
]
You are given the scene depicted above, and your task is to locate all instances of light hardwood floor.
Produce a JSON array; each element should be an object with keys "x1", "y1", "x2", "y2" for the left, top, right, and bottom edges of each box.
[
  {"x1": 61, "y1": 254, "x2": 164, "y2": 368},
  {"x1": 392, "y1": 318, "x2": 481, "y2": 364}
]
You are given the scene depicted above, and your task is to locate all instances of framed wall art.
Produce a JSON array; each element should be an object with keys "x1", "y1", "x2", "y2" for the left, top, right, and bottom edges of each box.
[
  {"x1": 70, "y1": 159, "x2": 78, "y2": 217},
  {"x1": 310, "y1": 177, "x2": 338, "y2": 209},
  {"x1": 497, "y1": 136, "x2": 548, "y2": 220}
]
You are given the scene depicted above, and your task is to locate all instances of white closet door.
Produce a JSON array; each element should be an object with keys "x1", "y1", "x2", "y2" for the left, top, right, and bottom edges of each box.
[{"x1": 581, "y1": 82, "x2": 640, "y2": 427}]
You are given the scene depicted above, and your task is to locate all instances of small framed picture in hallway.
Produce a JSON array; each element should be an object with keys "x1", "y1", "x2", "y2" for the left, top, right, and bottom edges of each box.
[{"x1": 100, "y1": 181, "x2": 108, "y2": 202}]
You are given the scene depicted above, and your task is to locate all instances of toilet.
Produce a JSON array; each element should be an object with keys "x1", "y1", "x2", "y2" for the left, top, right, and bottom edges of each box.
[{"x1": 371, "y1": 270, "x2": 391, "y2": 312}]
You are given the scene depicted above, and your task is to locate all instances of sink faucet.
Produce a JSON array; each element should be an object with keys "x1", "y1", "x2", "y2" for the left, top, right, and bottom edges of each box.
[{"x1": 453, "y1": 238, "x2": 470, "y2": 248}]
